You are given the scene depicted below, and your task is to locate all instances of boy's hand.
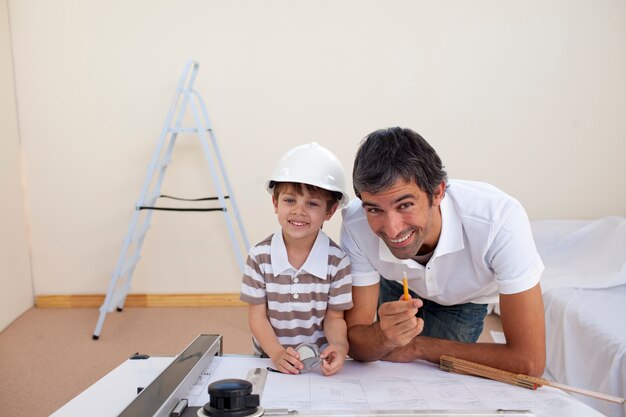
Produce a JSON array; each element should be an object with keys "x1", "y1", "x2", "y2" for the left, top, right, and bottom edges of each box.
[
  {"x1": 271, "y1": 347, "x2": 303, "y2": 374},
  {"x1": 319, "y1": 344, "x2": 347, "y2": 376}
]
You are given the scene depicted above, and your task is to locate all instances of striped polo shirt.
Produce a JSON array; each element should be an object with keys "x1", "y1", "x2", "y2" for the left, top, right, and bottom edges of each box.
[{"x1": 240, "y1": 230, "x2": 352, "y2": 354}]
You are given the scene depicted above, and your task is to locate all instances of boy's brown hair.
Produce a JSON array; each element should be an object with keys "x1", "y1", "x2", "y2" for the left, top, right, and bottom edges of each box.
[{"x1": 271, "y1": 182, "x2": 342, "y2": 212}]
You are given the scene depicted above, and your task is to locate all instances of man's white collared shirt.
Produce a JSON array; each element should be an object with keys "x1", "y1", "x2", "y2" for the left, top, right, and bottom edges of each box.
[{"x1": 340, "y1": 180, "x2": 544, "y2": 305}]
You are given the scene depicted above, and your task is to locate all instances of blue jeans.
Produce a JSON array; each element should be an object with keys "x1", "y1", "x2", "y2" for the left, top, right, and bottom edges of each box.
[{"x1": 379, "y1": 277, "x2": 487, "y2": 343}]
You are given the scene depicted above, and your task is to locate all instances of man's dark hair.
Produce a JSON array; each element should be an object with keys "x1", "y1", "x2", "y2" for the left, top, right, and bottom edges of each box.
[{"x1": 353, "y1": 127, "x2": 448, "y2": 203}]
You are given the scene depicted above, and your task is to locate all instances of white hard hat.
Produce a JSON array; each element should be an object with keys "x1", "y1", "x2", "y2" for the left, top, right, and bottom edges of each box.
[{"x1": 266, "y1": 142, "x2": 350, "y2": 208}]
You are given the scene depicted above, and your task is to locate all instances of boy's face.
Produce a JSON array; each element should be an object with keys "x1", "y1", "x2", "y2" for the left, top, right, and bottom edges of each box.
[{"x1": 273, "y1": 184, "x2": 337, "y2": 243}]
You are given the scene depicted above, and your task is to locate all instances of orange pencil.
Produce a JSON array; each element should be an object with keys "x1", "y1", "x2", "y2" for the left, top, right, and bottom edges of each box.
[{"x1": 402, "y1": 272, "x2": 410, "y2": 300}]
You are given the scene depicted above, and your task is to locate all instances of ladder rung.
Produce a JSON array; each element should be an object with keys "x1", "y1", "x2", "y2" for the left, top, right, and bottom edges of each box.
[
  {"x1": 156, "y1": 157, "x2": 172, "y2": 171},
  {"x1": 132, "y1": 223, "x2": 150, "y2": 242},
  {"x1": 120, "y1": 254, "x2": 141, "y2": 278},
  {"x1": 167, "y1": 127, "x2": 211, "y2": 134},
  {"x1": 110, "y1": 288, "x2": 129, "y2": 312},
  {"x1": 141, "y1": 192, "x2": 160, "y2": 207}
]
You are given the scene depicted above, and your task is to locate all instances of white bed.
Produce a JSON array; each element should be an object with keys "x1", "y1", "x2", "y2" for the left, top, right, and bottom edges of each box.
[{"x1": 532, "y1": 216, "x2": 626, "y2": 417}]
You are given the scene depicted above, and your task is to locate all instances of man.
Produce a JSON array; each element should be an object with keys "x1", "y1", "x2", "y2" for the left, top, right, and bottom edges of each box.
[{"x1": 341, "y1": 127, "x2": 545, "y2": 376}]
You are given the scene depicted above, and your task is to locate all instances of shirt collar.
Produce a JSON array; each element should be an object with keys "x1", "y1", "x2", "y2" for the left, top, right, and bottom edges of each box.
[
  {"x1": 271, "y1": 229, "x2": 329, "y2": 279},
  {"x1": 434, "y1": 192, "x2": 465, "y2": 257},
  {"x1": 377, "y1": 193, "x2": 465, "y2": 264}
]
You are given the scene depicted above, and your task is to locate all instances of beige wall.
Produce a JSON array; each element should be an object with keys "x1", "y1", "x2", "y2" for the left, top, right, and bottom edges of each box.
[
  {"x1": 6, "y1": 1, "x2": 626, "y2": 298},
  {"x1": 0, "y1": 0, "x2": 33, "y2": 330}
]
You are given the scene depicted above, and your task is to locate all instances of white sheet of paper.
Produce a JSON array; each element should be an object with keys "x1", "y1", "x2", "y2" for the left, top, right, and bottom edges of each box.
[
  {"x1": 490, "y1": 330, "x2": 507, "y2": 344},
  {"x1": 185, "y1": 356, "x2": 603, "y2": 417}
]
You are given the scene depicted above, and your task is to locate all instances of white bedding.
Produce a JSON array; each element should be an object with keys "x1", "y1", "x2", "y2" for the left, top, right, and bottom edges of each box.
[
  {"x1": 532, "y1": 216, "x2": 626, "y2": 292},
  {"x1": 544, "y1": 286, "x2": 626, "y2": 417},
  {"x1": 531, "y1": 216, "x2": 626, "y2": 417}
]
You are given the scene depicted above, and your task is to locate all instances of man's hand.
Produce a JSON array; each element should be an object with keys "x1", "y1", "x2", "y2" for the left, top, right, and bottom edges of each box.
[
  {"x1": 270, "y1": 347, "x2": 303, "y2": 374},
  {"x1": 377, "y1": 298, "x2": 424, "y2": 348},
  {"x1": 320, "y1": 344, "x2": 347, "y2": 376},
  {"x1": 346, "y1": 283, "x2": 425, "y2": 361},
  {"x1": 382, "y1": 284, "x2": 546, "y2": 376}
]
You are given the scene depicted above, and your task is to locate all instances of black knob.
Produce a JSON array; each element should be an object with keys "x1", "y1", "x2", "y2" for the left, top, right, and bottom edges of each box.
[{"x1": 203, "y1": 379, "x2": 260, "y2": 417}]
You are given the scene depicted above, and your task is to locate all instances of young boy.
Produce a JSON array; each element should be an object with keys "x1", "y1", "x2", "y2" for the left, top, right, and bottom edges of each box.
[{"x1": 240, "y1": 142, "x2": 352, "y2": 376}]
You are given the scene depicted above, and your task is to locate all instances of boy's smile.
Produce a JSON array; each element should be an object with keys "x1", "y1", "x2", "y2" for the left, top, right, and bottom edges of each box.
[
  {"x1": 273, "y1": 185, "x2": 336, "y2": 246},
  {"x1": 288, "y1": 219, "x2": 309, "y2": 228}
]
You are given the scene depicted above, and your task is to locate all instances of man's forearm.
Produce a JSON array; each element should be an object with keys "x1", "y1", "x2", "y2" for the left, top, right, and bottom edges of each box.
[
  {"x1": 383, "y1": 336, "x2": 545, "y2": 376},
  {"x1": 350, "y1": 330, "x2": 544, "y2": 376},
  {"x1": 347, "y1": 322, "x2": 416, "y2": 362}
]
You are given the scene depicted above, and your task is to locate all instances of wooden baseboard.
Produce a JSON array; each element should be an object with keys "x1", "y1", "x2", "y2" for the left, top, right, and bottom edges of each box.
[{"x1": 36, "y1": 293, "x2": 246, "y2": 308}]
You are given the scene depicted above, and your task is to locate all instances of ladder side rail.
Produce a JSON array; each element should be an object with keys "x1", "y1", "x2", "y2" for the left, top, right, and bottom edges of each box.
[
  {"x1": 114, "y1": 95, "x2": 195, "y2": 309},
  {"x1": 114, "y1": 208, "x2": 157, "y2": 311},
  {"x1": 115, "y1": 128, "x2": 184, "y2": 309},
  {"x1": 193, "y1": 90, "x2": 251, "y2": 251},
  {"x1": 135, "y1": 120, "x2": 179, "y2": 207},
  {"x1": 178, "y1": 60, "x2": 198, "y2": 92},
  {"x1": 93, "y1": 130, "x2": 180, "y2": 338},
  {"x1": 114, "y1": 68, "x2": 200, "y2": 308},
  {"x1": 135, "y1": 61, "x2": 195, "y2": 207},
  {"x1": 109, "y1": 65, "x2": 197, "y2": 309},
  {"x1": 142, "y1": 132, "x2": 180, "y2": 207},
  {"x1": 182, "y1": 60, "x2": 200, "y2": 94},
  {"x1": 94, "y1": 65, "x2": 195, "y2": 338},
  {"x1": 105, "y1": 121, "x2": 182, "y2": 301},
  {"x1": 150, "y1": 62, "x2": 202, "y2": 191},
  {"x1": 112, "y1": 129, "x2": 180, "y2": 313},
  {"x1": 93, "y1": 207, "x2": 146, "y2": 337},
  {"x1": 189, "y1": 94, "x2": 247, "y2": 272},
  {"x1": 112, "y1": 254, "x2": 142, "y2": 309},
  {"x1": 112, "y1": 117, "x2": 185, "y2": 311},
  {"x1": 107, "y1": 210, "x2": 144, "y2": 295}
]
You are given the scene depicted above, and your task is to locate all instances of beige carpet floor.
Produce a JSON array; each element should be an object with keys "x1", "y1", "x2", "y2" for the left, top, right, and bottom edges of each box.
[{"x1": 0, "y1": 307, "x2": 502, "y2": 417}]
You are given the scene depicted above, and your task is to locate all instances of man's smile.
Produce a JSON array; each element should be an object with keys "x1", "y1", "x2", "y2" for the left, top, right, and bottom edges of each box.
[{"x1": 387, "y1": 230, "x2": 415, "y2": 245}]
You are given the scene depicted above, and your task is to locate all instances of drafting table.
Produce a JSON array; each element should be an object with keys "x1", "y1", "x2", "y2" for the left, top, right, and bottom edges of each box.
[{"x1": 50, "y1": 335, "x2": 605, "y2": 417}]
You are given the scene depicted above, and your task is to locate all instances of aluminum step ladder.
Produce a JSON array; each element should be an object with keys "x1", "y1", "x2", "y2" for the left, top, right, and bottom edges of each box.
[{"x1": 93, "y1": 60, "x2": 250, "y2": 340}]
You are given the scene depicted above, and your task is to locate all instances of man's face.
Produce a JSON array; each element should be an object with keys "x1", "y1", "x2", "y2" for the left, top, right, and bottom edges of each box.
[{"x1": 360, "y1": 179, "x2": 444, "y2": 259}]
